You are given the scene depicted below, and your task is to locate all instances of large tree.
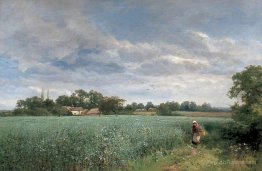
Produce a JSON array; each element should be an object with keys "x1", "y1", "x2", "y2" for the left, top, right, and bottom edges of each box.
[
  {"x1": 157, "y1": 103, "x2": 172, "y2": 116},
  {"x1": 71, "y1": 89, "x2": 89, "y2": 108},
  {"x1": 145, "y1": 102, "x2": 154, "y2": 111},
  {"x1": 180, "y1": 101, "x2": 190, "y2": 111},
  {"x1": 56, "y1": 95, "x2": 72, "y2": 106},
  {"x1": 13, "y1": 96, "x2": 68, "y2": 116},
  {"x1": 56, "y1": 89, "x2": 104, "y2": 109},
  {"x1": 99, "y1": 96, "x2": 126, "y2": 114},
  {"x1": 227, "y1": 65, "x2": 262, "y2": 150},
  {"x1": 167, "y1": 101, "x2": 180, "y2": 111},
  {"x1": 87, "y1": 90, "x2": 104, "y2": 109},
  {"x1": 137, "y1": 103, "x2": 145, "y2": 109}
]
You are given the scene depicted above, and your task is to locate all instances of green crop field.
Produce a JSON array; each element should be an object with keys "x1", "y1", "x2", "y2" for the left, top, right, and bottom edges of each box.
[{"x1": 0, "y1": 116, "x2": 231, "y2": 170}]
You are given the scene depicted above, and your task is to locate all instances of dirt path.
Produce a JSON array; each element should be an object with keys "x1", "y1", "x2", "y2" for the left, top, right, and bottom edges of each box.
[
  {"x1": 162, "y1": 148, "x2": 198, "y2": 171},
  {"x1": 162, "y1": 164, "x2": 179, "y2": 171}
]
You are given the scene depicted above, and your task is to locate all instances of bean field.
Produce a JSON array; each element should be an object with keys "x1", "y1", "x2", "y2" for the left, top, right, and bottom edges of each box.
[{"x1": 0, "y1": 116, "x2": 231, "y2": 170}]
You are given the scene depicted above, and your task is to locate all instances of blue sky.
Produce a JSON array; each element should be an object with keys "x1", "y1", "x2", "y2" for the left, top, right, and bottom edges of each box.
[{"x1": 0, "y1": 0, "x2": 262, "y2": 109}]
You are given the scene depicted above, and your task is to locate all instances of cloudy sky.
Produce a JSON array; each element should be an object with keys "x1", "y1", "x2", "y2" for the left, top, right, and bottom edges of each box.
[{"x1": 0, "y1": 0, "x2": 262, "y2": 109}]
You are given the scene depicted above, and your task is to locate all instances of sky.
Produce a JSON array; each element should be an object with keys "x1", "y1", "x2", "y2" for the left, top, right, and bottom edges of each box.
[{"x1": 0, "y1": 0, "x2": 262, "y2": 109}]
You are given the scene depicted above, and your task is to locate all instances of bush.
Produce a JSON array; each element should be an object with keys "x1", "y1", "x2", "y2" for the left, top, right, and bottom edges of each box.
[
  {"x1": 157, "y1": 103, "x2": 171, "y2": 116},
  {"x1": 226, "y1": 65, "x2": 262, "y2": 151}
]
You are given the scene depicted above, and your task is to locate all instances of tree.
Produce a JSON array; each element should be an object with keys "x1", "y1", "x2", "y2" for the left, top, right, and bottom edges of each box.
[
  {"x1": 87, "y1": 90, "x2": 103, "y2": 109},
  {"x1": 189, "y1": 101, "x2": 198, "y2": 111},
  {"x1": 71, "y1": 89, "x2": 89, "y2": 108},
  {"x1": 229, "y1": 65, "x2": 262, "y2": 106},
  {"x1": 157, "y1": 103, "x2": 171, "y2": 116},
  {"x1": 99, "y1": 96, "x2": 126, "y2": 114},
  {"x1": 56, "y1": 90, "x2": 104, "y2": 109},
  {"x1": 180, "y1": 101, "x2": 190, "y2": 111},
  {"x1": 201, "y1": 103, "x2": 212, "y2": 111},
  {"x1": 43, "y1": 99, "x2": 55, "y2": 109},
  {"x1": 131, "y1": 102, "x2": 138, "y2": 110},
  {"x1": 14, "y1": 96, "x2": 68, "y2": 116},
  {"x1": 125, "y1": 104, "x2": 134, "y2": 111},
  {"x1": 227, "y1": 65, "x2": 262, "y2": 150},
  {"x1": 145, "y1": 102, "x2": 154, "y2": 111},
  {"x1": 167, "y1": 101, "x2": 180, "y2": 111},
  {"x1": 56, "y1": 95, "x2": 72, "y2": 106},
  {"x1": 16, "y1": 96, "x2": 44, "y2": 109},
  {"x1": 137, "y1": 103, "x2": 145, "y2": 109}
]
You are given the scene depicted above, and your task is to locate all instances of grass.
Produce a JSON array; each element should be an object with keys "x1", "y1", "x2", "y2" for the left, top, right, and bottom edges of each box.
[
  {"x1": 0, "y1": 115, "x2": 232, "y2": 170},
  {"x1": 133, "y1": 111, "x2": 156, "y2": 115},
  {"x1": 133, "y1": 111, "x2": 232, "y2": 118},
  {"x1": 129, "y1": 144, "x2": 261, "y2": 171},
  {"x1": 176, "y1": 111, "x2": 232, "y2": 118}
]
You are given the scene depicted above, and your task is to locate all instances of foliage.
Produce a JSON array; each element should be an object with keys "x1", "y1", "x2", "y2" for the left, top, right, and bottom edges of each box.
[
  {"x1": 180, "y1": 101, "x2": 199, "y2": 111},
  {"x1": 100, "y1": 96, "x2": 126, "y2": 114},
  {"x1": 55, "y1": 95, "x2": 72, "y2": 106},
  {"x1": 226, "y1": 65, "x2": 262, "y2": 150},
  {"x1": 0, "y1": 111, "x2": 13, "y2": 117},
  {"x1": 56, "y1": 89, "x2": 104, "y2": 109},
  {"x1": 145, "y1": 102, "x2": 155, "y2": 111},
  {"x1": 124, "y1": 102, "x2": 145, "y2": 112},
  {"x1": 12, "y1": 88, "x2": 228, "y2": 116},
  {"x1": 13, "y1": 96, "x2": 71, "y2": 116},
  {"x1": 124, "y1": 104, "x2": 134, "y2": 111},
  {"x1": 155, "y1": 101, "x2": 221, "y2": 116},
  {"x1": 157, "y1": 103, "x2": 172, "y2": 116},
  {"x1": 13, "y1": 89, "x2": 106, "y2": 116},
  {"x1": 137, "y1": 103, "x2": 145, "y2": 109},
  {"x1": 166, "y1": 101, "x2": 180, "y2": 111}
]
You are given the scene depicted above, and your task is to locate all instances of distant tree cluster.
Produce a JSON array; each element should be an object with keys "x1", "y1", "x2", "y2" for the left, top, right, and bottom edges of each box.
[
  {"x1": 12, "y1": 89, "x2": 125, "y2": 116},
  {"x1": 157, "y1": 101, "x2": 229, "y2": 116},
  {"x1": 10, "y1": 83, "x2": 231, "y2": 116},
  {"x1": 13, "y1": 96, "x2": 71, "y2": 116},
  {"x1": 56, "y1": 89, "x2": 104, "y2": 109},
  {"x1": 124, "y1": 100, "x2": 228, "y2": 116}
]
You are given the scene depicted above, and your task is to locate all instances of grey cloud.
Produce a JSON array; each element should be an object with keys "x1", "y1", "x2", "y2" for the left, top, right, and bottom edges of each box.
[
  {"x1": 1, "y1": 0, "x2": 262, "y2": 109},
  {"x1": 136, "y1": 56, "x2": 209, "y2": 76},
  {"x1": 0, "y1": 0, "x2": 116, "y2": 72}
]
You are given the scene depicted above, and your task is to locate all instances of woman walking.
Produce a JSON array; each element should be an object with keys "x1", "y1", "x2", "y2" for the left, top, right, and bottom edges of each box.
[{"x1": 192, "y1": 120, "x2": 204, "y2": 154}]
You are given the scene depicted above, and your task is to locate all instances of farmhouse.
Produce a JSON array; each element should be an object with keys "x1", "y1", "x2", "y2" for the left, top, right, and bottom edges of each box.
[
  {"x1": 135, "y1": 109, "x2": 146, "y2": 112},
  {"x1": 63, "y1": 106, "x2": 101, "y2": 116},
  {"x1": 148, "y1": 108, "x2": 157, "y2": 112},
  {"x1": 63, "y1": 106, "x2": 84, "y2": 115},
  {"x1": 70, "y1": 107, "x2": 84, "y2": 115},
  {"x1": 83, "y1": 108, "x2": 101, "y2": 115}
]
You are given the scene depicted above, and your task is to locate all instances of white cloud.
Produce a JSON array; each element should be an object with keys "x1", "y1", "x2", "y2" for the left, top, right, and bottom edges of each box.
[
  {"x1": 1, "y1": 0, "x2": 262, "y2": 109},
  {"x1": 161, "y1": 55, "x2": 209, "y2": 66},
  {"x1": 28, "y1": 86, "x2": 42, "y2": 93}
]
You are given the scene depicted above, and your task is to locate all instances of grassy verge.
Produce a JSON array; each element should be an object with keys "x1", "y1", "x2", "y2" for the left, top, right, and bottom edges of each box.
[{"x1": 128, "y1": 145, "x2": 261, "y2": 171}]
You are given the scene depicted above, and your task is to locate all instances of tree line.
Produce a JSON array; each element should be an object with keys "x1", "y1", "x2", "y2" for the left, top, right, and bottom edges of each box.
[
  {"x1": 8, "y1": 87, "x2": 229, "y2": 116},
  {"x1": 11, "y1": 89, "x2": 125, "y2": 116},
  {"x1": 124, "y1": 101, "x2": 229, "y2": 116}
]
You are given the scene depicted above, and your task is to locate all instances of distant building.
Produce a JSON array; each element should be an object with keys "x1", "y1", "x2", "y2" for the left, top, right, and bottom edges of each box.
[
  {"x1": 135, "y1": 109, "x2": 146, "y2": 112},
  {"x1": 63, "y1": 106, "x2": 100, "y2": 116},
  {"x1": 83, "y1": 108, "x2": 101, "y2": 115},
  {"x1": 148, "y1": 108, "x2": 157, "y2": 112},
  {"x1": 63, "y1": 106, "x2": 84, "y2": 115}
]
